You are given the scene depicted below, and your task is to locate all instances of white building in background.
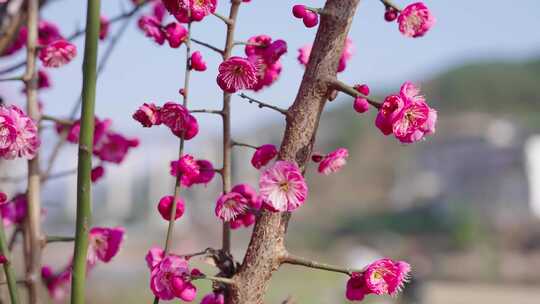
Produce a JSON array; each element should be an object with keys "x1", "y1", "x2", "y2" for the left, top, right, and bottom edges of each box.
[{"x1": 525, "y1": 135, "x2": 540, "y2": 218}]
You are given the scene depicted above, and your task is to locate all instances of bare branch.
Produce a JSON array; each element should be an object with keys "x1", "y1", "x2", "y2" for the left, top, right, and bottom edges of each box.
[
  {"x1": 281, "y1": 253, "x2": 353, "y2": 276},
  {"x1": 238, "y1": 93, "x2": 288, "y2": 115},
  {"x1": 379, "y1": 0, "x2": 401, "y2": 12},
  {"x1": 191, "y1": 38, "x2": 224, "y2": 55}
]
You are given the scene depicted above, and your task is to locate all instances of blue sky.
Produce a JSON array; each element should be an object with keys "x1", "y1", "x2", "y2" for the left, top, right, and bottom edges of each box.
[{"x1": 2, "y1": 0, "x2": 540, "y2": 135}]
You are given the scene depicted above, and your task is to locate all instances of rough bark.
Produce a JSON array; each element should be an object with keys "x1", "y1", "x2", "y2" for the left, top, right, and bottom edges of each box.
[{"x1": 228, "y1": 1, "x2": 361, "y2": 303}]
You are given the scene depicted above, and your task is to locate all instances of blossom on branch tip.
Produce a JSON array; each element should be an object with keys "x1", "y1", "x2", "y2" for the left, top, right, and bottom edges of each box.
[
  {"x1": 42, "y1": 266, "x2": 71, "y2": 302},
  {"x1": 292, "y1": 5, "x2": 307, "y2": 19},
  {"x1": 91, "y1": 166, "x2": 105, "y2": 183},
  {"x1": 87, "y1": 226, "x2": 125, "y2": 266},
  {"x1": 190, "y1": 159, "x2": 215, "y2": 186},
  {"x1": 303, "y1": 11, "x2": 319, "y2": 28},
  {"x1": 145, "y1": 246, "x2": 165, "y2": 270},
  {"x1": 217, "y1": 57, "x2": 258, "y2": 93},
  {"x1": 0, "y1": 105, "x2": 40, "y2": 160},
  {"x1": 163, "y1": 0, "x2": 217, "y2": 23},
  {"x1": 99, "y1": 16, "x2": 110, "y2": 40},
  {"x1": 38, "y1": 40, "x2": 77, "y2": 68},
  {"x1": 133, "y1": 102, "x2": 161, "y2": 127},
  {"x1": 375, "y1": 82, "x2": 437, "y2": 143},
  {"x1": 150, "y1": 255, "x2": 196, "y2": 301},
  {"x1": 0, "y1": 193, "x2": 27, "y2": 227},
  {"x1": 157, "y1": 195, "x2": 185, "y2": 221},
  {"x1": 161, "y1": 102, "x2": 199, "y2": 140},
  {"x1": 229, "y1": 183, "x2": 262, "y2": 229},
  {"x1": 191, "y1": 51, "x2": 207, "y2": 71},
  {"x1": 165, "y1": 22, "x2": 188, "y2": 48},
  {"x1": 318, "y1": 148, "x2": 349, "y2": 175},
  {"x1": 397, "y1": 2, "x2": 435, "y2": 38},
  {"x1": 170, "y1": 154, "x2": 200, "y2": 181},
  {"x1": 153, "y1": 1, "x2": 167, "y2": 22},
  {"x1": 215, "y1": 192, "x2": 249, "y2": 222},
  {"x1": 201, "y1": 292, "x2": 225, "y2": 304},
  {"x1": 94, "y1": 132, "x2": 139, "y2": 163},
  {"x1": 259, "y1": 161, "x2": 308, "y2": 212},
  {"x1": 138, "y1": 15, "x2": 166, "y2": 45},
  {"x1": 243, "y1": 35, "x2": 286, "y2": 91},
  {"x1": 251, "y1": 144, "x2": 278, "y2": 169}
]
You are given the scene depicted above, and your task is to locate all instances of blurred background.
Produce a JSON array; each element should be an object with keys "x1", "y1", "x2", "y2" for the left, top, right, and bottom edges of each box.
[{"x1": 1, "y1": 0, "x2": 540, "y2": 303}]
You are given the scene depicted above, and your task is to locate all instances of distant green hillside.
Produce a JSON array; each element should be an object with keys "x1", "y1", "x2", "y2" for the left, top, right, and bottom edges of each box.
[{"x1": 423, "y1": 58, "x2": 540, "y2": 113}]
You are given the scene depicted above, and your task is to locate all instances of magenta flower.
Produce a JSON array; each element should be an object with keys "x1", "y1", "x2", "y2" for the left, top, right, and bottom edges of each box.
[
  {"x1": 189, "y1": 159, "x2": 215, "y2": 186},
  {"x1": 163, "y1": 0, "x2": 217, "y2": 23},
  {"x1": 245, "y1": 35, "x2": 272, "y2": 57},
  {"x1": 157, "y1": 195, "x2": 185, "y2": 221},
  {"x1": 190, "y1": 51, "x2": 207, "y2": 71},
  {"x1": 0, "y1": 105, "x2": 40, "y2": 160},
  {"x1": 318, "y1": 148, "x2": 349, "y2": 175},
  {"x1": 94, "y1": 132, "x2": 139, "y2": 164},
  {"x1": 42, "y1": 266, "x2": 71, "y2": 302},
  {"x1": 303, "y1": 11, "x2": 319, "y2": 28},
  {"x1": 90, "y1": 165, "x2": 105, "y2": 183},
  {"x1": 363, "y1": 258, "x2": 411, "y2": 295},
  {"x1": 0, "y1": 255, "x2": 6, "y2": 264},
  {"x1": 2, "y1": 27, "x2": 27, "y2": 56},
  {"x1": 353, "y1": 98, "x2": 369, "y2": 113},
  {"x1": 133, "y1": 102, "x2": 161, "y2": 127},
  {"x1": 0, "y1": 192, "x2": 6, "y2": 204},
  {"x1": 150, "y1": 255, "x2": 196, "y2": 301},
  {"x1": 229, "y1": 184, "x2": 262, "y2": 229},
  {"x1": 292, "y1": 5, "x2": 307, "y2": 19},
  {"x1": 138, "y1": 15, "x2": 166, "y2": 45},
  {"x1": 264, "y1": 39, "x2": 288, "y2": 64},
  {"x1": 201, "y1": 292, "x2": 225, "y2": 304},
  {"x1": 259, "y1": 161, "x2": 308, "y2": 212},
  {"x1": 297, "y1": 44, "x2": 312, "y2": 66},
  {"x1": 145, "y1": 246, "x2": 165, "y2": 270},
  {"x1": 38, "y1": 20, "x2": 63, "y2": 46},
  {"x1": 153, "y1": 1, "x2": 167, "y2": 22},
  {"x1": 215, "y1": 192, "x2": 249, "y2": 222},
  {"x1": 170, "y1": 154, "x2": 200, "y2": 183},
  {"x1": 37, "y1": 69, "x2": 52, "y2": 90},
  {"x1": 164, "y1": 22, "x2": 188, "y2": 48},
  {"x1": 160, "y1": 102, "x2": 199, "y2": 140},
  {"x1": 0, "y1": 193, "x2": 27, "y2": 227},
  {"x1": 251, "y1": 144, "x2": 278, "y2": 169},
  {"x1": 216, "y1": 57, "x2": 258, "y2": 93},
  {"x1": 376, "y1": 82, "x2": 437, "y2": 143},
  {"x1": 243, "y1": 35, "x2": 286, "y2": 91},
  {"x1": 398, "y1": 2, "x2": 435, "y2": 38},
  {"x1": 99, "y1": 16, "x2": 110, "y2": 40},
  {"x1": 38, "y1": 40, "x2": 77, "y2": 68},
  {"x1": 87, "y1": 227, "x2": 125, "y2": 267}
]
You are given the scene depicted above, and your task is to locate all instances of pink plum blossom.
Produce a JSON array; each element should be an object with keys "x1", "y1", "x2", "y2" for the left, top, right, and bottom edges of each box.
[
  {"x1": 87, "y1": 226, "x2": 125, "y2": 266},
  {"x1": 138, "y1": 15, "x2": 166, "y2": 45},
  {"x1": 170, "y1": 154, "x2": 200, "y2": 184},
  {"x1": 157, "y1": 195, "x2": 185, "y2": 221},
  {"x1": 0, "y1": 193, "x2": 27, "y2": 227},
  {"x1": 0, "y1": 105, "x2": 40, "y2": 160},
  {"x1": 215, "y1": 192, "x2": 249, "y2": 222},
  {"x1": 302, "y1": 11, "x2": 319, "y2": 28},
  {"x1": 38, "y1": 21, "x2": 63, "y2": 46},
  {"x1": 153, "y1": 1, "x2": 167, "y2": 22},
  {"x1": 133, "y1": 102, "x2": 161, "y2": 127},
  {"x1": 384, "y1": 7, "x2": 399, "y2": 22},
  {"x1": 164, "y1": 22, "x2": 188, "y2": 48},
  {"x1": 38, "y1": 40, "x2": 77, "y2": 68},
  {"x1": 150, "y1": 255, "x2": 196, "y2": 301},
  {"x1": 217, "y1": 57, "x2": 258, "y2": 93},
  {"x1": 94, "y1": 132, "x2": 139, "y2": 163},
  {"x1": 251, "y1": 144, "x2": 278, "y2": 169},
  {"x1": 189, "y1": 159, "x2": 216, "y2": 186},
  {"x1": 375, "y1": 82, "x2": 437, "y2": 143},
  {"x1": 146, "y1": 246, "x2": 165, "y2": 269},
  {"x1": 397, "y1": 2, "x2": 435, "y2": 38},
  {"x1": 292, "y1": 5, "x2": 307, "y2": 19},
  {"x1": 163, "y1": 0, "x2": 217, "y2": 23},
  {"x1": 160, "y1": 102, "x2": 199, "y2": 140},
  {"x1": 0, "y1": 192, "x2": 6, "y2": 204},
  {"x1": 229, "y1": 184, "x2": 262, "y2": 229},
  {"x1": 99, "y1": 16, "x2": 110, "y2": 40},
  {"x1": 42, "y1": 266, "x2": 72, "y2": 302},
  {"x1": 201, "y1": 292, "x2": 225, "y2": 304},
  {"x1": 0, "y1": 255, "x2": 6, "y2": 264},
  {"x1": 259, "y1": 161, "x2": 308, "y2": 212},
  {"x1": 190, "y1": 51, "x2": 207, "y2": 71},
  {"x1": 90, "y1": 166, "x2": 105, "y2": 183},
  {"x1": 363, "y1": 258, "x2": 411, "y2": 295},
  {"x1": 318, "y1": 148, "x2": 349, "y2": 175}
]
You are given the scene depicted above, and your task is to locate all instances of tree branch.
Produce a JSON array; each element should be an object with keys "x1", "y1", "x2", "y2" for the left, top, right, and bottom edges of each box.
[
  {"x1": 329, "y1": 78, "x2": 382, "y2": 109},
  {"x1": 379, "y1": 0, "x2": 401, "y2": 12},
  {"x1": 231, "y1": 141, "x2": 258, "y2": 150},
  {"x1": 281, "y1": 253, "x2": 353, "y2": 275},
  {"x1": 0, "y1": 212, "x2": 20, "y2": 303},
  {"x1": 238, "y1": 93, "x2": 288, "y2": 115},
  {"x1": 191, "y1": 38, "x2": 224, "y2": 55}
]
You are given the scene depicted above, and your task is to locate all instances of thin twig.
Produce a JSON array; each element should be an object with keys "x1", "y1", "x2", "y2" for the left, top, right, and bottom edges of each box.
[
  {"x1": 190, "y1": 109, "x2": 223, "y2": 115},
  {"x1": 41, "y1": 114, "x2": 73, "y2": 125},
  {"x1": 329, "y1": 78, "x2": 382, "y2": 109},
  {"x1": 238, "y1": 93, "x2": 288, "y2": 115},
  {"x1": 191, "y1": 38, "x2": 224, "y2": 55},
  {"x1": 231, "y1": 141, "x2": 258, "y2": 150},
  {"x1": 45, "y1": 236, "x2": 75, "y2": 243},
  {"x1": 0, "y1": 76, "x2": 23, "y2": 82},
  {"x1": 379, "y1": 0, "x2": 401, "y2": 12},
  {"x1": 281, "y1": 253, "x2": 353, "y2": 276},
  {"x1": 191, "y1": 274, "x2": 236, "y2": 285},
  {"x1": 212, "y1": 12, "x2": 234, "y2": 25},
  {"x1": 0, "y1": 211, "x2": 21, "y2": 303}
]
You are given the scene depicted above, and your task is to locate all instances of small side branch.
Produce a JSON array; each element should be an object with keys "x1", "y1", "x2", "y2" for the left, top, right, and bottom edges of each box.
[
  {"x1": 281, "y1": 253, "x2": 353, "y2": 276},
  {"x1": 231, "y1": 141, "x2": 258, "y2": 150},
  {"x1": 41, "y1": 114, "x2": 73, "y2": 126},
  {"x1": 0, "y1": 212, "x2": 21, "y2": 303},
  {"x1": 379, "y1": 0, "x2": 401, "y2": 12},
  {"x1": 190, "y1": 109, "x2": 223, "y2": 115},
  {"x1": 238, "y1": 93, "x2": 288, "y2": 115},
  {"x1": 213, "y1": 12, "x2": 234, "y2": 25},
  {"x1": 191, "y1": 274, "x2": 236, "y2": 286},
  {"x1": 46, "y1": 236, "x2": 75, "y2": 243},
  {"x1": 191, "y1": 38, "x2": 224, "y2": 55},
  {"x1": 329, "y1": 78, "x2": 382, "y2": 109},
  {"x1": 0, "y1": 76, "x2": 23, "y2": 82}
]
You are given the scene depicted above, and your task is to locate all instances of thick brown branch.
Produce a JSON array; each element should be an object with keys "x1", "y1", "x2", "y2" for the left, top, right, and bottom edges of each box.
[{"x1": 229, "y1": 1, "x2": 361, "y2": 303}]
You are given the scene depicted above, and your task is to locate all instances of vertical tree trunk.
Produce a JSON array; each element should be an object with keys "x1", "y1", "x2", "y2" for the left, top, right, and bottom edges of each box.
[{"x1": 228, "y1": 1, "x2": 361, "y2": 303}]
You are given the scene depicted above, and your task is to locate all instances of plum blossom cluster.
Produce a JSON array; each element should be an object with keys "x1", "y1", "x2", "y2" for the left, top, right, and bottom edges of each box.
[
  {"x1": 384, "y1": 2, "x2": 435, "y2": 38},
  {"x1": 346, "y1": 258, "x2": 411, "y2": 301},
  {"x1": 137, "y1": 1, "x2": 191, "y2": 48},
  {"x1": 292, "y1": 5, "x2": 319, "y2": 28},
  {"x1": 375, "y1": 82, "x2": 437, "y2": 143},
  {"x1": 298, "y1": 38, "x2": 354, "y2": 72},
  {"x1": 169, "y1": 154, "x2": 215, "y2": 187},
  {"x1": 56, "y1": 116, "x2": 139, "y2": 182},
  {"x1": 0, "y1": 193, "x2": 28, "y2": 227},
  {"x1": 41, "y1": 227, "x2": 125, "y2": 302},
  {"x1": 0, "y1": 104, "x2": 40, "y2": 160},
  {"x1": 146, "y1": 247, "x2": 199, "y2": 301},
  {"x1": 215, "y1": 183, "x2": 262, "y2": 229},
  {"x1": 133, "y1": 101, "x2": 199, "y2": 140},
  {"x1": 163, "y1": 0, "x2": 217, "y2": 23}
]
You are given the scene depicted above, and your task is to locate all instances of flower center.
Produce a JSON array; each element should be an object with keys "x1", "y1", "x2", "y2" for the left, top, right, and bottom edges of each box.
[{"x1": 279, "y1": 181, "x2": 289, "y2": 192}]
